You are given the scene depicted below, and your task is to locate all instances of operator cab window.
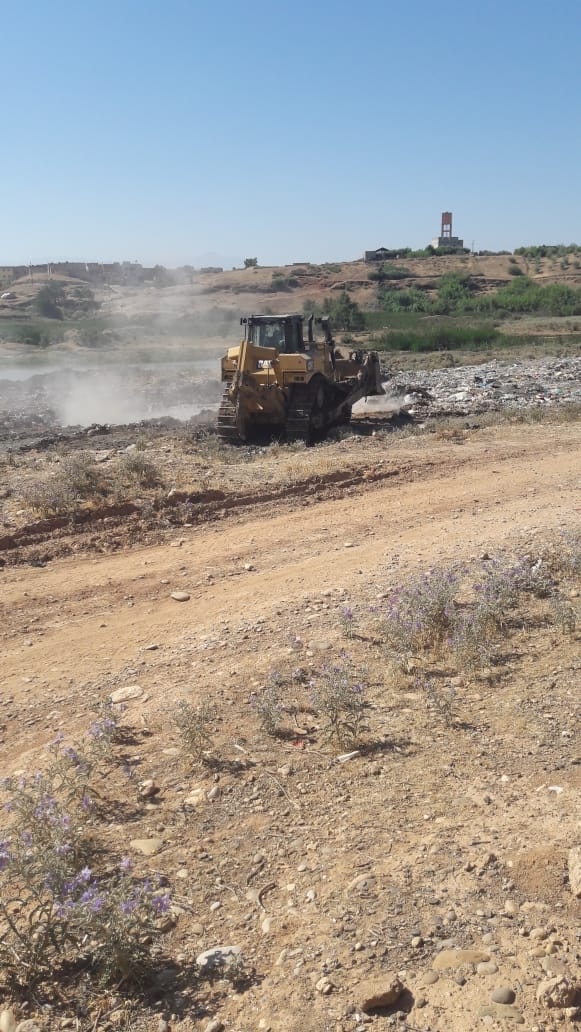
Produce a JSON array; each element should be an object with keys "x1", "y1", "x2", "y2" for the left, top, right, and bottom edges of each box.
[
  {"x1": 285, "y1": 322, "x2": 305, "y2": 353},
  {"x1": 255, "y1": 324, "x2": 285, "y2": 349}
]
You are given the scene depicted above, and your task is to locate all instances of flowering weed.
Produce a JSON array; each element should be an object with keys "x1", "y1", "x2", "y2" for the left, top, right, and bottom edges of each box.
[
  {"x1": 339, "y1": 605, "x2": 356, "y2": 639},
  {"x1": 250, "y1": 674, "x2": 285, "y2": 738},
  {"x1": 310, "y1": 659, "x2": 368, "y2": 747},
  {"x1": 382, "y1": 567, "x2": 461, "y2": 656},
  {"x1": 414, "y1": 673, "x2": 456, "y2": 727},
  {"x1": 0, "y1": 716, "x2": 171, "y2": 991},
  {"x1": 174, "y1": 698, "x2": 218, "y2": 765},
  {"x1": 381, "y1": 551, "x2": 575, "y2": 677}
]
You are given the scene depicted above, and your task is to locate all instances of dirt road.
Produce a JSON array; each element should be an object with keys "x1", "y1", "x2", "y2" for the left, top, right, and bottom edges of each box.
[{"x1": 2, "y1": 422, "x2": 579, "y2": 749}]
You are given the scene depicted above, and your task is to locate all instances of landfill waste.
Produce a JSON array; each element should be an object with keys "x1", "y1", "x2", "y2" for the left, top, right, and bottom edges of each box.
[{"x1": 386, "y1": 356, "x2": 581, "y2": 418}]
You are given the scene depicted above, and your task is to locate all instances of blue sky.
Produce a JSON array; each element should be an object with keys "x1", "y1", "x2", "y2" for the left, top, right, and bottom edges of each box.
[{"x1": 1, "y1": 0, "x2": 580, "y2": 266}]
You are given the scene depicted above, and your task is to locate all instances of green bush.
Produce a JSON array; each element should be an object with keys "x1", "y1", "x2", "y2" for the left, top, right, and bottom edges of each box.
[
  {"x1": 514, "y1": 243, "x2": 581, "y2": 259},
  {"x1": 9, "y1": 321, "x2": 65, "y2": 347},
  {"x1": 433, "y1": 273, "x2": 475, "y2": 314},
  {"x1": 378, "y1": 286, "x2": 431, "y2": 313},
  {"x1": 323, "y1": 290, "x2": 365, "y2": 331},
  {"x1": 368, "y1": 264, "x2": 412, "y2": 283},
  {"x1": 492, "y1": 277, "x2": 581, "y2": 315},
  {"x1": 372, "y1": 322, "x2": 501, "y2": 352},
  {"x1": 270, "y1": 274, "x2": 299, "y2": 291}
]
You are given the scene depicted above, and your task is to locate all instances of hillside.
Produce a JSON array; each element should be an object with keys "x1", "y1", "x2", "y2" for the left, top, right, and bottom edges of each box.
[{"x1": 2, "y1": 252, "x2": 581, "y2": 362}]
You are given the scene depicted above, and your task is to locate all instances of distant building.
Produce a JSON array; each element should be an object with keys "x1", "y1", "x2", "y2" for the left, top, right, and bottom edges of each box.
[
  {"x1": 431, "y1": 211, "x2": 464, "y2": 250},
  {"x1": 364, "y1": 247, "x2": 398, "y2": 262}
]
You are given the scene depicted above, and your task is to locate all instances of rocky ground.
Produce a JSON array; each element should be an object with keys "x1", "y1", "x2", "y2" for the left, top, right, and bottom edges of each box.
[{"x1": 0, "y1": 358, "x2": 580, "y2": 1032}]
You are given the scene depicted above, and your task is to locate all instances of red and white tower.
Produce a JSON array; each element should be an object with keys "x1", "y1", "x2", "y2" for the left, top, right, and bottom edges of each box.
[{"x1": 441, "y1": 211, "x2": 453, "y2": 241}]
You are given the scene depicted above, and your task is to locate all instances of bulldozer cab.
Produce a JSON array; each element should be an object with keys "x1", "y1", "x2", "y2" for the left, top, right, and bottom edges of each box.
[{"x1": 243, "y1": 315, "x2": 306, "y2": 354}]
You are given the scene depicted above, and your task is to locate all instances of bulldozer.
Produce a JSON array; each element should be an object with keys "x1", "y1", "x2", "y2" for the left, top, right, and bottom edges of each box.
[{"x1": 218, "y1": 314, "x2": 385, "y2": 443}]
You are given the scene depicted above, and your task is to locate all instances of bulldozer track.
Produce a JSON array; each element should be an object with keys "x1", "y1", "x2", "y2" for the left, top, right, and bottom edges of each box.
[
  {"x1": 216, "y1": 385, "x2": 240, "y2": 442},
  {"x1": 285, "y1": 384, "x2": 312, "y2": 442},
  {"x1": 285, "y1": 377, "x2": 351, "y2": 443}
]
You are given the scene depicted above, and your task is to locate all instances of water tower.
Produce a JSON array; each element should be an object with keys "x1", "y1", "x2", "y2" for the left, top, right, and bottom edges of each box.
[
  {"x1": 432, "y1": 211, "x2": 464, "y2": 250},
  {"x1": 441, "y1": 212, "x2": 453, "y2": 241}
]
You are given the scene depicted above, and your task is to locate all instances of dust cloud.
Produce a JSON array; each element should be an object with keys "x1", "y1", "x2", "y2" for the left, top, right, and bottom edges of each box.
[
  {"x1": 0, "y1": 356, "x2": 224, "y2": 435},
  {"x1": 0, "y1": 275, "x2": 241, "y2": 432},
  {"x1": 51, "y1": 358, "x2": 223, "y2": 427},
  {"x1": 352, "y1": 386, "x2": 415, "y2": 417}
]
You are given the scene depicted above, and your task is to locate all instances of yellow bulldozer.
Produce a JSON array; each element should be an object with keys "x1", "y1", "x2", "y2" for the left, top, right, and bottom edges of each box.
[{"x1": 218, "y1": 314, "x2": 385, "y2": 443}]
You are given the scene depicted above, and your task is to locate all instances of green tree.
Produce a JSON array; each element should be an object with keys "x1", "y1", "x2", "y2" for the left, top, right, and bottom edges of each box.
[
  {"x1": 323, "y1": 291, "x2": 365, "y2": 331},
  {"x1": 36, "y1": 283, "x2": 64, "y2": 319}
]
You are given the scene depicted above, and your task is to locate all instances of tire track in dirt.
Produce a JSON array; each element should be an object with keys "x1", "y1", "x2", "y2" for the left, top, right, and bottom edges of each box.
[
  {"x1": 0, "y1": 463, "x2": 412, "y2": 562},
  {"x1": 2, "y1": 424, "x2": 580, "y2": 706}
]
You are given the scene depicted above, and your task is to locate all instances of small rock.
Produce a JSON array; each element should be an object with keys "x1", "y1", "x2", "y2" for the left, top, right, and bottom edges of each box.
[
  {"x1": 505, "y1": 899, "x2": 519, "y2": 916},
  {"x1": 207, "y1": 785, "x2": 221, "y2": 801},
  {"x1": 414, "y1": 995, "x2": 427, "y2": 1009},
  {"x1": 0, "y1": 1011, "x2": 16, "y2": 1032},
  {"x1": 129, "y1": 837, "x2": 163, "y2": 856},
  {"x1": 530, "y1": 927, "x2": 547, "y2": 940},
  {"x1": 492, "y1": 988, "x2": 516, "y2": 1005},
  {"x1": 357, "y1": 974, "x2": 404, "y2": 1012},
  {"x1": 315, "y1": 976, "x2": 334, "y2": 995},
  {"x1": 196, "y1": 945, "x2": 242, "y2": 971},
  {"x1": 171, "y1": 591, "x2": 191, "y2": 602},
  {"x1": 110, "y1": 684, "x2": 143, "y2": 703},
  {"x1": 568, "y1": 847, "x2": 581, "y2": 898},
  {"x1": 184, "y1": 789, "x2": 205, "y2": 807},
  {"x1": 432, "y1": 948, "x2": 490, "y2": 970},
  {"x1": 418, "y1": 970, "x2": 439, "y2": 987},
  {"x1": 138, "y1": 779, "x2": 159, "y2": 798},
  {"x1": 158, "y1": 1021, "x2": 169, "y2": 1032},
  {"x1": 243, "y1": 563, "x2": 255, "y2": 572},
  {"x1": 477, "y1": 962, "x2": 499, "y2": 975},
  {"x1": 204, "y1": 1021, "x2": 224, "y2": 1032}
]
